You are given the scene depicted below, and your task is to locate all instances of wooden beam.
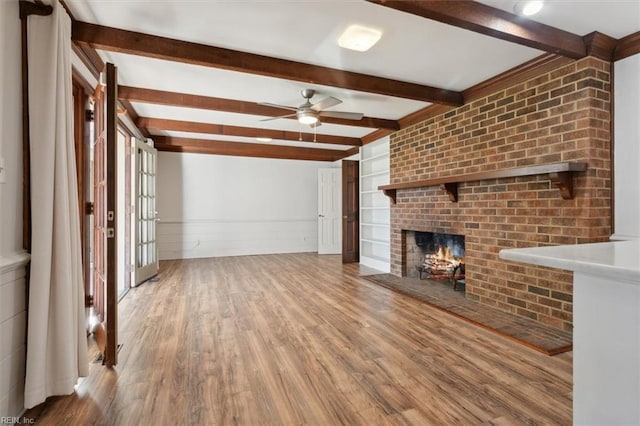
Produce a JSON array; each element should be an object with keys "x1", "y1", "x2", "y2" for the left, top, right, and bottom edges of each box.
[
  {"x1": 361, "y1": 129, "x2": 395, "y2": 145},
  {"x1": 72, "y1": 21, "x2": 463, "y2": 106},
  {"x1": 365, "y1": 0, "x2": 587, "y2": 59},
  {"x1": 583, "y1": 32, "x2": 618, "y2": 62},
  {"x1": 614, "y1": 31, "x2": 640, "y2": 61},
  {"x1": 138, "y1": 117, "x2": 362, "y2": 147},
  {"x1": 153, "y1": 136, "x2": 347, "y2": 162},
  {"x1": 119, "y1": 86, "x2": 400, "y2": 131},
  {"x1": 341, "y1": 146, "x2": 361, "y2": 159}
]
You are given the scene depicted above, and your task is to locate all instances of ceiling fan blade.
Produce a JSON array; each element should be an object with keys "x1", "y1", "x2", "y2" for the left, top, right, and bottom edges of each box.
[
  {"x1": 258, "y1": 102, "x2": 298, "y2": 111},
  {"x1": 260, "y1": 113, "x2": 297, "y2": 121},
  {"x1": 319, "y1": 111, "x2": 364, "y2": 120},
  {"x1": 311, "y1": 96, "x2": 342, "y2": 111}
]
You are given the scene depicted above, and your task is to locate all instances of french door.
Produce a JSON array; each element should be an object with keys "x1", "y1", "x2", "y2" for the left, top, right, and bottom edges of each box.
[
  {"x1": 135, "y1": 138, "x2": 159, "y2": 284},
  {"x1": 92, "y1": 86, "x2": 107, "y2": 323}
]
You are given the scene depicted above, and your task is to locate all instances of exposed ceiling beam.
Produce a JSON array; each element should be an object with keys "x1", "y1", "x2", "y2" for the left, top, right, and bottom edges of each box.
[
  {"x1": 138, "y1": 117, "x2": 362, "y2": 147},
  {"x1": 365, "y1": 0, "x2": 587, "y2": 59},
  {"x1": 614, "y1": 31, "x2": 640, "y2": 61},
  {"x1": 119, "y1": 85, "x2": 400, "y2": 131},
  {"x1": 152, "y1": 136, "x2": 347, "y2": 162},
  {"x1": 583, "y1": 32, "x2": 618, "y2": 61},
  {"x1": 341, "y1": 146, "x2": 361, "y2": 159},
  {"x1": 72, "y1": 21, "x2": 464, "y2": 106},
  {"x1": 362, "y1": 129, "x2": 395, "y2": 145}
]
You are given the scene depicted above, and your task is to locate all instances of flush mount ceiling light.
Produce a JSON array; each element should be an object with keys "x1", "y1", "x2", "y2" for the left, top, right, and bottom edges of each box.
[
  {"x1": 338, "y1": 24, "x2": 382, "y2": 52},
  {"x1": 255, "y1": 137, "x2": 272, "y2": 142},
  {"x1": 514, "y1": 0, "x2": 544, "y2": 16}
]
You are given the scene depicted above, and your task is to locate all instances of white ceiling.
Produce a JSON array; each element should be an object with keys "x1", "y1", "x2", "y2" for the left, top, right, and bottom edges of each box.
[
  {"x1": 477, "y1": 0, "x2": 640, "y2": 38},
  {"x1": 64, "y1": 0, "x2": 640, "y2": 156}
]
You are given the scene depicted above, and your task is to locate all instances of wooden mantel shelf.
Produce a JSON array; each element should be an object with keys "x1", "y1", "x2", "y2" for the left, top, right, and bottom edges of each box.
[{"x1": 379, "y1": 162, "x2": 588, "y2": 203}]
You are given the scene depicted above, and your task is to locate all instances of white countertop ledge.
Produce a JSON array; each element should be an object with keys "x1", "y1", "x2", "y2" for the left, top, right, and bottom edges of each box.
[
  {"x1": 0, "y1": 251, "x2": 30, "y2": 274},
  {"x1": 499, "y1": 240, "x2": 640, "y2": 283}
]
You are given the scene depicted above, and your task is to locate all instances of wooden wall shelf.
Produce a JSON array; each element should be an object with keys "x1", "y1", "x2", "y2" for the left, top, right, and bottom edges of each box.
[{"x1": 379, "y1": 162, "x2": 588, "y2": 203}]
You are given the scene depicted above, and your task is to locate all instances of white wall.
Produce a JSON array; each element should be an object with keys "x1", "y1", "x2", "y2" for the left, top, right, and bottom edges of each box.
[
  {"x1": 613, "y1": 54, "x2": 640, "y2": 240},
  {"x1": 0, "y1": 0, "x2": 28, "y2": 419},
  {"x1": 156, "y1": 152, "x2": 337, "y2": 259}
]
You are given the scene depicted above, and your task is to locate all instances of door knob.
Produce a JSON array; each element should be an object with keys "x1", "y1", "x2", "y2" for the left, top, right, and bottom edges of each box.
[{"x1": 318, "y1": 214, "x2": 324, "y2": 218}]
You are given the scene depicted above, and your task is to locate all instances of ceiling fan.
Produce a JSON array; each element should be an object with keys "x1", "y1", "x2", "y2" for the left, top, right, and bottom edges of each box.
[{"x1": 260, "y1": 89, "x2": 364, "y2": 126}]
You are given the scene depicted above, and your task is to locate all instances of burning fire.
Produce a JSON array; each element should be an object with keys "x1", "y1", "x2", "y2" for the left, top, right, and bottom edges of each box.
[
  {"x1": 429, "y1": 245, "x2": 462, "y2": 267},
  {"x1": 423, "y1": 245, "x2": 464, "y2": 278}
]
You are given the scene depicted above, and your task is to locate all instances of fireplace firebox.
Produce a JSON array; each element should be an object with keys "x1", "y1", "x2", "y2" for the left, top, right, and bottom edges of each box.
[{"x1": 405, "y1": 231, "x2": 466, "y2": 290}]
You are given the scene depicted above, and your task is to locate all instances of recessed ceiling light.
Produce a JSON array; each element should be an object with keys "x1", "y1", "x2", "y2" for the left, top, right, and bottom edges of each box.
[
  {"x1": 514, "y1": 0, "x2": 544, "y2": 16},
  {"x1": 256, "y1": 137, "x2": 272, "y2": 142},
  {"x1": 338, "y1": 24, "x2": 382, "y2": 52}
]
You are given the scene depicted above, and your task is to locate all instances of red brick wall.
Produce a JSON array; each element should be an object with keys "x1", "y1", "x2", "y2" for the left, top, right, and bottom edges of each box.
[{"x1": 389, "y1": 57, "x2": 612, "y2": 331}]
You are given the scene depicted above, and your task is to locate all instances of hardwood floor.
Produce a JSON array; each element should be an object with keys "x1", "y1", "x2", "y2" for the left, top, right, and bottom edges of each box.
[
  {"x1": 27, "y1": 253, "x2": 572, "y2": 425},
  {"x1": 360, "y1": 273, "x2": 572, "y2": 355}
]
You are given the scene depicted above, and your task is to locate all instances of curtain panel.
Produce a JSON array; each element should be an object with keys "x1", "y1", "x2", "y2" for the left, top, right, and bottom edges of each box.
[{"x1": 24, "y1": 0, "x2": 88, "y2": 409}]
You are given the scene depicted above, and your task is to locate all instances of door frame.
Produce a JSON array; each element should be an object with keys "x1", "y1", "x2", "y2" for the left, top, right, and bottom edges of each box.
[
  {"x1": 72, "y1": 75, "x2": 93, "y2": 314},
  {"x1": 104, "y1": 63, "x2": 119, "y2": 367}
]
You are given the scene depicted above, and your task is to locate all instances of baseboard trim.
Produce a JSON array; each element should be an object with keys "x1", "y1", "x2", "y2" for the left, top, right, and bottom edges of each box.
[{"x1": 610, "y1": 233, "x2": 639, "y2": 241}]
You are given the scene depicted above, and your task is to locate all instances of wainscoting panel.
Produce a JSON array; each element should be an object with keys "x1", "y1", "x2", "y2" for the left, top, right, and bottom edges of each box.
[
  {"x1": 0, "y1": 253, "x2": 29, "y2": 419},
  {"x1": 158, "y1": 219, "x2": 318, "y2": 260}
]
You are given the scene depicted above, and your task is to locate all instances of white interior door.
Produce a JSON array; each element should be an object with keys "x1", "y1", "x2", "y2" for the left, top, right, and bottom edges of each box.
[
  {"x1": 135, "y1": 139, "x2": 159, "y2": 284},
  {"x1": 318, "y1": 168, "x2": 342, "y2": 254}
]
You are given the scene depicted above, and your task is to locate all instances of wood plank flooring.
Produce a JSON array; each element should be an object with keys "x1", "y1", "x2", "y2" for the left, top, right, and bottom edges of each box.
[
  {"x1": 360, "y1": 273, "x2": 572, "y2": 355},
  {"x1": 26, "y1": 253, "x2": 572, "y2": 425}
]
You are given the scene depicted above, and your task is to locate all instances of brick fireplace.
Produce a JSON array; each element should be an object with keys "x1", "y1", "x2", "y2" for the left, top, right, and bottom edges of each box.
[{"x1": 388, "y1": 56, "x2": 612, "y2": 332}]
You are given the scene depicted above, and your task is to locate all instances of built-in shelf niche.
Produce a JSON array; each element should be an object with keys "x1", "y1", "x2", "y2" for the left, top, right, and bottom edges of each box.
[{"x1": 360, "y1": 137, "x2": 391, "y2": 272}]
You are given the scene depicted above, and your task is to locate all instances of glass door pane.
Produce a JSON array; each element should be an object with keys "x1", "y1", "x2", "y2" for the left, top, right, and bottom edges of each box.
[{"x1": 134, "y1": 139, "x2": 159, "y2": 284}]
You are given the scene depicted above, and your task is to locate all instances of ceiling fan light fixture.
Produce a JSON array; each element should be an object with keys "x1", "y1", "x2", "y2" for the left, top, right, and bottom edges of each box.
[
  {"x1": 298, "y1": 110, "x2": 319, "y2": 125},
  {"x1": 338, "y1": 25, "x2": 382, "y2": 52},
  {"x1": 514, "y1": 0, "x2": 544, "y2": 16}
]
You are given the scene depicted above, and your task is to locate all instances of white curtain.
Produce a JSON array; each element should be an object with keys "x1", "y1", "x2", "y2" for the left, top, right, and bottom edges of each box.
[{"x1": 24, "y1": 0, "x2": 88, "y2": 409}]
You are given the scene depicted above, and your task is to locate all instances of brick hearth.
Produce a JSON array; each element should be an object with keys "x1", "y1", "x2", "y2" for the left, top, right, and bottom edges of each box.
[{"x1": 389, "y1": 57, "x2": 612, "y2": 332}]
